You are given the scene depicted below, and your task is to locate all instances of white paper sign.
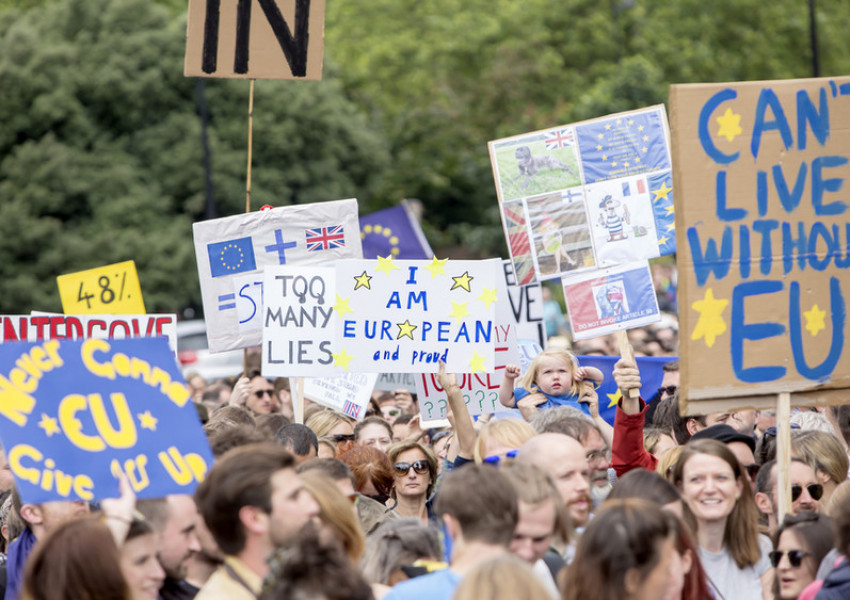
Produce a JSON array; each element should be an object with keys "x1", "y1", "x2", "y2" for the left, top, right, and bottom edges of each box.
[{"x1": 302, "y1": 372, "x2": 378, "y2": 420}]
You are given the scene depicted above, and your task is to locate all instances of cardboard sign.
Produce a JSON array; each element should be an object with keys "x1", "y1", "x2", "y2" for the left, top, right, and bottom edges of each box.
[
  {"x1": 333, "y1": 258, "x2": 498, "y2": 373},
  {"x1": 262, "y1": 266, "x2": 337, "y2": 377},
  {"x1": 57, "y1": 261, "x2": 145, "y2": 315},
  {"x1": 185, "y1": 0, "x2": 326, "y2": 80},
  {"x1": 501, "y1": 260, "x2": 545, "y2": 348},
  {"x1": 0, "y1": 314, "x2": 177, "y2": 354},
  {"x1": 302, "y1": 372, "x2": 378, "y2": 420},
  {"x1": 489, "y1": 106, "x2": 675, "y2": 283},
  {"x1": 670, "y1": 76, "x2": 850, "y2": 413},
  {"x1": 0, "y1": 338, "x2": 213, "y2": 503},
  {"x1": 562, "y1": 262, "x2": 660, "y2": 340},
  {"x1": 193, "y1": 199, "x2": 362, "y2": 353}
]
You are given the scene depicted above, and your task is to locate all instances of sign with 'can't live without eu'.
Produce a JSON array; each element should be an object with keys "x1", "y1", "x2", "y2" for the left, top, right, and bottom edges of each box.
[{"x1": 0, "y1": 337, "x2": 212, "y2": 504}]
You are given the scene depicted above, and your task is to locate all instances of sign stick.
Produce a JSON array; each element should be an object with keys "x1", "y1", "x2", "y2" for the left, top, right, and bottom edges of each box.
[
  {"x1": 294, "y1": 377, "x2": 305, "y2": 424},
  {"x1": 241, "y1": 79, "x2": 256, "y2": 373},
  {"x1": 775, "y1": 392, "x2": 792, "y2": 519},
  {"x1": 617, "y1": 330, "x2": 639, "y2": 398}
]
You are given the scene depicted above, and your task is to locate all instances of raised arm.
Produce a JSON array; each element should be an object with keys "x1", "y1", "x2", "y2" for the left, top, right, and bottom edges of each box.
[
  {"x1": 437, "y1": 361, "x2": 475, "y2": 461},
  {"x1": 498, "y1": 364, "x2": 521, "y2": 408}
]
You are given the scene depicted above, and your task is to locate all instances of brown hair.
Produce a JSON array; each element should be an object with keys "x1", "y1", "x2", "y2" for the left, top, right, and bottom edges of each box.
[
  {"x1": 561, "y1": 499, "x2": 676, "y2": 600},
  {"x1": 338, "y1": 446, "x2": 394, "y2": 503},
  {"x1": 354, "y1": 416, "x2": 393, "y2": 442},
  {"x1": 830, "y1": 481, "x2": 850, "y2": 556},
  {"x1": 21, "y1": 517, "x2": 129, "y2": 600},
  {"x1": 434, "y1": 464, "x2": 518, "y2": 546},
  {"x1": 500, "y1": 461, "x2": 571, "y2": 546},
  {"x1": 773, "y1": 512, "x2": 834, "y2": 595},
  {"x1": 194, "y1": 443, "x2": 295, "y2": 555},
  {"x1": 298, "y1": 471, "x2": 365, "y2": 562},
  {"x1": 672, "y1": 439, "x2": 762, "y2": 569},
  {"x1": 210, "y1": 405, "x2": 256, "y2": 427},
  {"x1": 386, "y1": 441, "x2": 438, "y2": 499},
  {"x1": 454, "y1": 555, "x2": 552, "y2": 600}
]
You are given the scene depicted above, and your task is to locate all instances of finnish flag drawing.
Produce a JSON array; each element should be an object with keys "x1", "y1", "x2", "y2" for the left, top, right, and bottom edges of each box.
[{"x1": 193, "y1": 199, "x2": 363, "y2": 353}]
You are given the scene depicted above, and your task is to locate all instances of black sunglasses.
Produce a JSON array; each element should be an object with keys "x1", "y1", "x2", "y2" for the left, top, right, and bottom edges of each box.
[
  {"x1": 253, "y1": 389, "x2": 273, "y2": 398},
  {"x1": 769, "y1": 549, "x2": 811, "y2": 568},
  {"x1": 744, "y1": 463, "x2": 760, "y2": 479},
  {"x1": 394, "y1": 460, "x2": 429, "y2": 475},
  {"x1": 791, "y1": 483, "x2": 823, "y2": 502},
  {"x1": 657, "y1": 385, "x2": 678, "y2": 397}
]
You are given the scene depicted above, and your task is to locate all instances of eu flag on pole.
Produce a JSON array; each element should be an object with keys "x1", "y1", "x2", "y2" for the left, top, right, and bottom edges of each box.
[
  {"x1": 359, "y1": 201, "x2": 433, "y2": 259},
  {"x1": 207, "y1": 237, "x2": 257, "y2": 277}
]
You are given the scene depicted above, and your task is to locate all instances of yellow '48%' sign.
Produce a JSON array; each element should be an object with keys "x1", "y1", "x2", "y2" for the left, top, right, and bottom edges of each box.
[{"x1": 57, "y1": 261, "x2": 145, "y2": 315}]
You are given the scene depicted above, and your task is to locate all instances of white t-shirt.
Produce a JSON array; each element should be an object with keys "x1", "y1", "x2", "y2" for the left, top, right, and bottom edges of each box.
[{"x1": 700, "y1": 534, "x2": 772, "y2": 600}]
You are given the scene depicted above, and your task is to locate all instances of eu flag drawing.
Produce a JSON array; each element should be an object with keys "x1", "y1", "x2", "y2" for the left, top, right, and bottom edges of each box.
[
  {"x1": 359, "y1": 202, "x2": 433, "y2": 259},
  {"x1": 207, "y1": 237, "x2": 257, "y2": 277}
]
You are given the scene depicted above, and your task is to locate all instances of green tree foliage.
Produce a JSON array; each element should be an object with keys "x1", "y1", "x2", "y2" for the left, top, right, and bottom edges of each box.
[{"x1": 0, "y1": 0, "x2": 389, "y2": 313}]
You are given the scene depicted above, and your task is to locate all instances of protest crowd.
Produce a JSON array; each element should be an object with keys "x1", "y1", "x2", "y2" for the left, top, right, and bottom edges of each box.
[{"x1": 2, "y1": 300, "x2": 850, "y2": 600}]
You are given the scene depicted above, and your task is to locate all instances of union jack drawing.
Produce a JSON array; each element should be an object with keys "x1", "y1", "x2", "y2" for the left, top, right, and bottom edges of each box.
[
  {"x1": 342, "y1": 400, "x2": 361, "y2": 419},
  {"x1": 545, "y1": 128, "x2": 574, "y2": 150},
  {"x1": 305, "y1": 225, "x2": 345, "y2": 251}
]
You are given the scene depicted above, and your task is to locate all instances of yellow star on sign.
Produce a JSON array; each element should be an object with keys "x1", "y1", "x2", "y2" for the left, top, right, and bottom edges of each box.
[
  {"x1": 657, "y1": 235, "x2": 669, "y2": 246},
  {"x1": 691, "y1": 288, "x2": 729, "y2": 348},
  {"x1": 333, "y1": 295, "x2": 353, "y2": 317},
  {"x1": 353, "y1": 271, "x2": 372, "y2": 290},
  {"x1": 652, "y1": 182, "x2": 673, "y2": 203},
  {"x1": 375, "y1": 255, "x2": 400, "y2": 276},
  {"x1": 38, "y1": 414, "x2": 61, "y2": 437},
  {"x1": 716, "y1": 107, "x2": 743, "y2": 142},
  {"x1": 449, "y1": 301, "x2": 470, "y2": 322},
  {"x1": 424, "y1": 256, "x2": 448, "y2": 279},
  {"x1": 138, "y1": 411, "x2": 158, "y2": 431},
  {"x1": 469, "y1": 352, "x2": 487, "y2": 373},
  {"x1": 607, "y1": 389, "x2": 623, "y2": 408},
  {"x1": 665, "y1": 205, "x2": 675, "y2": 216},
  {"x1": 477, "y1": 287, "x2": 498, "y2": 309},
  {"x1": 451, "y1": 271, "x2": 474, "y2": 292},
  {"x1": 396, "y1": 320, "x2": 417, "y2": 340},
  {"x1": 666, "y1": 222, "x2": 676, "y2": 232},
  {"x1": 804, "y1": 304, "x2": 827, "y2": 336},
  {"x1": 332, "y1": 349, "x2": 354, "y2": 370}
]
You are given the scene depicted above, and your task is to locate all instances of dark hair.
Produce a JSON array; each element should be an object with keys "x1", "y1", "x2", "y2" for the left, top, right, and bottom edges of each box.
[
  {"x1": 210, "y1": 405, "x2": 256, "y2": 427},
  {"x1": 829, "y1": 405, "x2": 850, "y2": 448},
  {"x1": 338, "y1": 446, "x2": 395, "y2": 503},
  {"x1": 662, "y1": 360, "x2": 679, "y2": 373},
  {"x1": 606, "y1": 469, "x2": 680, "y2": 506},
  {"x1": 255, "y1": 413, "x2": 291, "y2": 440},
  {"x1": 22, "y1": 517, "x2": 129, "y2": 600},
  {"x1": 275, "y1": 423, "x2": 319, "y2": 457},
  {"x1": 207, "y1": 424, "x2": 267, "y2": 457},
  {"x1": 393, "y1": 413, "x2": 416, "y2": 427},
  {"x1": 561, "y1": 499, "x2": 676, "y2": 600},
  {"x1": 434, "y1": 465, "x2": 517, "y2": 546},
  {"x1": 773, "y1": 512, "x2": 833, "y2": 588},
  {"x1": 296, "y1": 458, "x2": 356, "y2": 488},
  {"x1": 354, "y1": 416, "x2": 393, "y2": 441},
  {"x1": 386, "y1": 441, "x2": 439, "y2": 499},
  {"x1": 664, "y1": 393, "x2": 707, "y2": 445},
  {"x1": 540, "y1": 416, "x2": 601, "y2": 445},
  {"x1": 360, "y1": 518, "x2": 441, "y2": 585},
  {"x1": 195, "y1": 443, "x2": 295, "y2": 555}
]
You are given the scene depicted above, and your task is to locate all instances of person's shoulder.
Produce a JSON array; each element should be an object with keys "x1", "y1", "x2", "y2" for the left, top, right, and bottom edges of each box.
[{"x1": 383, "y1": 570, "x2": 460, "y2": 600}]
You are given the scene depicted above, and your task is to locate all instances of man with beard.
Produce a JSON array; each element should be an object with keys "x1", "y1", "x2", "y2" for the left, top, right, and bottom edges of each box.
[{"x1": 194, "y1": 443, "x2": 320, "y2": 600}]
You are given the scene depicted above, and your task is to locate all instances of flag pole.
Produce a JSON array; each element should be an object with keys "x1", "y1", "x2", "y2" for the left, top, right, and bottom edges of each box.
[{"x1": 243, "y1": 78, "x2": 256, "y2": 371}]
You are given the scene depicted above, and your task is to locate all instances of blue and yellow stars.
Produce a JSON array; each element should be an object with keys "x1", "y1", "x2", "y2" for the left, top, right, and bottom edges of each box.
[
  {"x1": 652, "y1": 182, "x2": 673, "y2": 204},
  {"x1": 451, "y1": 272, "x2": 474, "y2": 292},
  {"x1": 804, "y1": 304, "x2": 827, "y2": 336},
  {"x1": 691, "y1": 288, "x2": 728, "y2": 348},
  {"x1": 607, "y1": 389, "x2": 623, "y2": 409},
  {"x1": 138, "y1": 411, "x2": 158, "y2": 431},
  {"x1": 353, "y1": 271, "x2": 372, "y2": 290}
]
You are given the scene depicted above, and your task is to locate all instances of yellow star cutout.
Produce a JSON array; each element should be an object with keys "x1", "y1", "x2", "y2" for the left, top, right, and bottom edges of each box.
[
  {"x1": 652, "y1": 182, "x2": 673, "y2": 203},
  {"x1": 38, "y1": 414, "x2": 61, "y2": 437},
  {"x1": 666, "y1": 222, "x2": 676, "y2": 232},
  {"x1": 332, "y1": 349, "x2": 354, "y2": 370},
  {"x1": 138, "y1": 411, "x2": 158, "y2": 431},
  {"x1": 353, "y1": 271, "x2": 372, "y2": 290},
  {"x1": 716, "y1": 107, "x2": 743, "y2": 142},
  {"x1": 375, "y1": 255, "x2": 400, "y2": 276},
  {"x1": 665, "y1": 205, "x2": 675, "y2": 216},
  {"x1": 333, "y1": 294, "x2": 353, "y2": 317},
  {"x1": 451, "y1": 271, "x2": 474, "y2": 292},
  {"x1": 477, "y1": 287, "x2": 498, "y2": 309},
  {"x1": 396, "y1": 320, "x2": 417, "y2": 340},
  {"x1": 607, "y1": 389, "x2": 623, "y2": 408},
  {"x1": 691, "y1": 288, "x2": 729, "y2": 348},
  {"x1": 424, "y1": 256, "x2": 448, "y2": 279},
  {"x1": 657, "y1": 235, "x2": 669, "y2": 246},
  {"x1": 449, "y1": 301, "x2": 471, "y2": 322},
  {"x1": 469, "y1": 352, "x2": 487, "y2": 373},
  {"x1": 804, "y1": 304, "x2": 827, "y2": 336}
]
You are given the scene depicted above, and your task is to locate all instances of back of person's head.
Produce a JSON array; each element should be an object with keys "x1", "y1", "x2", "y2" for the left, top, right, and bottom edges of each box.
[
  {"x1": 434, "y1": 464, "x2": 517, "y2": 546},
  {"x1": 473, "y1": 418, "x2": 536, "y2": 464},
  {"x1": 338, "y1": 445, "x2": 395, "y2": 503},
  {"x1": 306, "y1": 410, "x2": 353, "y2": 438},
  {"x1": 606, "y1": 468, "x2": 680, "y2": 507},
  {"x1": 539, "y1": 415, "x2": 600, "y2": 445},
  {"x1": 275, "y1": 422, "x2": 319, "y2": 457},
  {"x1": 255, "y1": 413, "x2": 291, "y2": 440},
  {"x1": 791, "y1": 429, "x2": 849, "y2": 486},
  {"x1": 359, "y1": 518, "x2": 441, "y2": 585},
  {"x1": 21, "y1": 517, "x2": 128, "y2": 600},
  {"x1": 297, "y1": 471, "x2": 365, "y2": 563},
  {"x1": 830, "y1": 480, "x2": 850, "y2": 557},
  {"x1": 259, "y1": 523, "x2": 372, "y2": 600},
  {"x1": 210, "y1": 404, "x2": 256, "y2": 427},
  {"x1": 194, "y1": 443, "x2": 295, "y2": 555},
  {"x1": 755, "y1": 427, "x2": 779, "y2": 465},
  {"x1": 453, "y1": 554, "x2": 552, "y2": 600},
  {"x1": 206, "y1": 423, "x2": 267, "y2": 457},
  {"x1": 528, "y1": 405, "x2": 589, "y2": 433},
  {"x1": 561, "y1": 498, "x2": 676, "y2": 600},
  {"x1": 790, "y1": 410, "x2": 837, "y2": 435},
  {"x1": 829, "y1": 405, "x2": 850, "y2": 449},
  {"x1": 296, "y1": 458, "x2": 356, "y2": 488}
]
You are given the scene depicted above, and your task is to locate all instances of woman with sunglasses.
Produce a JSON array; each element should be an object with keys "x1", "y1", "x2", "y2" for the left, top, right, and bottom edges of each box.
[
  {"x1": 385, "y1": 440, "x2": 438, "y2": 525},
  {"x1": 770, "y1": 512, "x2": 832, "y2": 600},
  {"x1": 672, "y1": 439, "x2": 773, "y2": 600}
]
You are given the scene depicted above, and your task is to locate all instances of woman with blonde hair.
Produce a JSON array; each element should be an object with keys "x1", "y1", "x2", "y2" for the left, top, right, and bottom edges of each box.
[
  {"x1": 386, "y1": 440, "x2": 438, "y2": 524},
  {"x1": 306, "y1": 409, "x2": 356, "y2": 455},
  {"x1": 453, "y1": 555, "x2": 553, "y2": 600},
  {"x1": 791, "y1": 429, "x2": 848, "y2": 514},
  {"x1": 671, "y1": 439, "x2": 773, "y2": 600},
  {"x1": 472, "y1": 418, "x2": 536, "y2": 464},
  {"x1": 298, "y1": 470, "x2": 365, "y2": 563}
]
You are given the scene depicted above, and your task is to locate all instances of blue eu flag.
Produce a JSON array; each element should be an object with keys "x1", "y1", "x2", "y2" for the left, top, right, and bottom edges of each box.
[{"x1": 207, "y1": 237, "x2": 257, "y2": 277}]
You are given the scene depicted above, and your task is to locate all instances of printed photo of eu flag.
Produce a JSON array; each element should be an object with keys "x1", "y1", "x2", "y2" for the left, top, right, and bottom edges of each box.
[{"x1": 207, "y1": 236, "x2": 257, "y2": 277}]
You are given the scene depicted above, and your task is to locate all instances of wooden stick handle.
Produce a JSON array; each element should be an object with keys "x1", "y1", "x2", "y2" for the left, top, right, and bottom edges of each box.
[{"x1": 617, "y1": 330, "x2": 639, "y2": 398}]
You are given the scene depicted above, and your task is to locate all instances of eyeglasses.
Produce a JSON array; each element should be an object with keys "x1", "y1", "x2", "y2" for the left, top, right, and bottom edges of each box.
[
  {"x1": 586, "y1": 448, "x2": 611, "y2": 464},
  {"x1": 253, "y1": 389, "x2": 273, "y2": 398},
  {"x1": 330, "y1": 434, "x2": 355, "y2": 444},
  {"x1": 657, "y1": 385, "x2": 678, "y2": 397},
  {"x1": 744, "y1": 463, "x2": 760, "y2": 479},
  {"x1": 769, "y1": 549, "x2": 811, "y2": 568},
  {"x1": 393, "y1": 460, "x2": 429, "y2": 475},
  {"x1": 791, "y1": 483, "x2": 823, "y2": 502},
  {"x1": 483, "y1": 449, "x2": 519, "y2": 465}
]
